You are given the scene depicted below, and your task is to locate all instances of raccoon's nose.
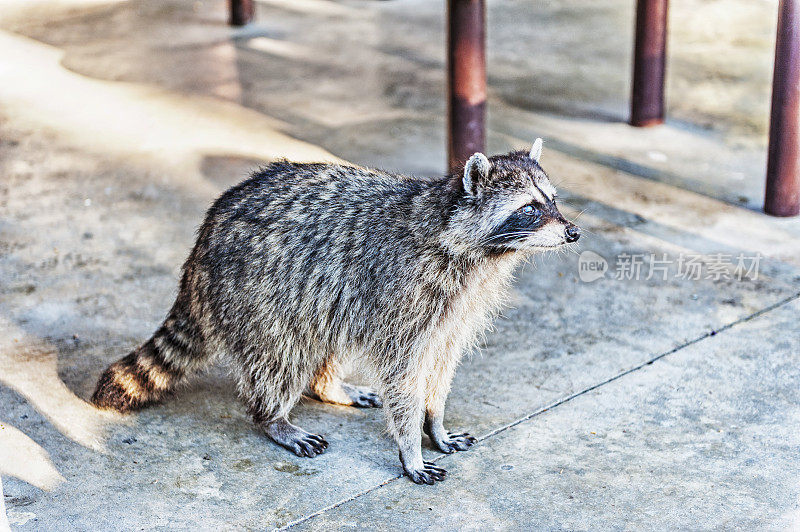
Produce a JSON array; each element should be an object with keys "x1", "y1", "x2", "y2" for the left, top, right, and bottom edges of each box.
[{"x1": 565, "y1": 225, "x2": 581, "y2": 243}]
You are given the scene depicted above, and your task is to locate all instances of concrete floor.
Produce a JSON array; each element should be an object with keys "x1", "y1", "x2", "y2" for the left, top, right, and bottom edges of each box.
[{"x1": 1, "y1": 0, "x2": 799, "y2": 529}]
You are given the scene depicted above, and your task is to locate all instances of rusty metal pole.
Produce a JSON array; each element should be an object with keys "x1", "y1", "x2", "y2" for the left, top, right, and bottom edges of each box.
[
  {"x1": 447, "y1": 0, "x2": 486, "y2": 173},
  {"x1": 630, "y1": 0, "x2": 668, "y2": 127},
  {"x1": 765, "y1": 0, "x2": 800, "y2": 217},
  {"x1": 229, "y1": 0, "x2": 254, "y2": 26}
]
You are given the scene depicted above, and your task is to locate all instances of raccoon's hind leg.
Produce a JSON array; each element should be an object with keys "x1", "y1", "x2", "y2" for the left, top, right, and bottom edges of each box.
[
  {"x1": 236, "y1": 343, "x2": 329, "y2": 458},
  {"x1": 308, "y1": 358, "x2": 382, "y2": 408},
  {"x1": 264, "y1": 419, "x2": 328, "y2": 458}
]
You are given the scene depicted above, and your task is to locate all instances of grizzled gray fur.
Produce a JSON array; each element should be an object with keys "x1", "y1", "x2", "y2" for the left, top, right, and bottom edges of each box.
[{"x1": 92, "y1": 140, "x2": 580, "y2": 484}]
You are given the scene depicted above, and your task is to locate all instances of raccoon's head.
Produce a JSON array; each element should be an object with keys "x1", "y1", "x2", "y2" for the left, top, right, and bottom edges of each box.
[{"x1": 445, "y1": 139, "x2": 580, "y2": 256}]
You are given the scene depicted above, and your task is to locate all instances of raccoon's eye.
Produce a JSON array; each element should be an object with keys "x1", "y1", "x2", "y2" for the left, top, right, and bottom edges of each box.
[{"x1": 521, "y1": 204, "x2": 539, "y2": 217}]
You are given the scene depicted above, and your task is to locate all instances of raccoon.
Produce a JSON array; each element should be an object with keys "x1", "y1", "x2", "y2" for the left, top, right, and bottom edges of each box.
[{"x1": 92, "y1": 139, "x2": 580, "y2": 484}]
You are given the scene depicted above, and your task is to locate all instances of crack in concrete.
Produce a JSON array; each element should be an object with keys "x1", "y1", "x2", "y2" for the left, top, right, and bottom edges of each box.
[{"x1": 276, "y1": 291, "x2": 800, "y2": 531}]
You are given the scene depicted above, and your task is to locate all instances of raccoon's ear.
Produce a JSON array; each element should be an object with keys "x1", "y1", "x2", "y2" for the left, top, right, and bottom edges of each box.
[
  {"x1": 529, "y1": 138, "x2": 543, "y2": 163},
  {"x1": 463, "y1": 153, "x2": 491, "y2": 195}
]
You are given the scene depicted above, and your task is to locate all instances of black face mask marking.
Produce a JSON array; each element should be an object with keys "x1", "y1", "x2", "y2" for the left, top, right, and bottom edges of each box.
[{"x1": 484, "y1": 196, "x2": 562, "y2": 252}]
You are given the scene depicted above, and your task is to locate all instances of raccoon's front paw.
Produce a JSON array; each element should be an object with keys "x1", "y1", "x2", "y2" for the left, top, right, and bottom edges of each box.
[
  {"x1": 404, "y1": 461, "x2": 447, "y2": 485},
  {"x1": 424, "y1": 417, "x2": 477, "y2": 454},
  {"x1": 432, "y1": 432, "x2": 477, "y2": 454}
]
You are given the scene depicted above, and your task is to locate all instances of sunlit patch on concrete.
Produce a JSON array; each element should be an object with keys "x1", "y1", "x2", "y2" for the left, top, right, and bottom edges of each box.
[
  {"x1": 0, "y1": 422, "x2": 65, "y2": 491},
  {"x1": 0, "y1": 31, "x2": 340, "y2": 196}
]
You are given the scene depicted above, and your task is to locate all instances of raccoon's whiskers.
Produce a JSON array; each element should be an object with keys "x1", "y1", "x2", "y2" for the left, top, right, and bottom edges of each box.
[
  {"x1": 571, "y1": 208, "x2": 589, "y2": 221},
  {"x1": 480, "y1": 231, "x2": 533, "y2": 246}
]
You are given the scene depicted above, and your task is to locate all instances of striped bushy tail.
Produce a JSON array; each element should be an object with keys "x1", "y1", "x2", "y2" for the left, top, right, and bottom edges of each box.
[{"x1": 91, "y1": 300, "x2": 209, "y2": 412}]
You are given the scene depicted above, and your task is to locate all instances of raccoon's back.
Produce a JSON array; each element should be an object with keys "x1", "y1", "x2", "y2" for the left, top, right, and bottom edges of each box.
[{"x1": 191, "y1": 162, "x2": 453, "y2": 349}]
